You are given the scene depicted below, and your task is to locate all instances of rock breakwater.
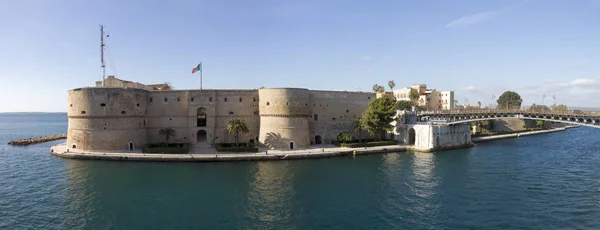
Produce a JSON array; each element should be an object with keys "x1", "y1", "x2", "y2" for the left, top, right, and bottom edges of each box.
[{"x1": 8, "y1": 134, "x2": 67, "y2": 146}]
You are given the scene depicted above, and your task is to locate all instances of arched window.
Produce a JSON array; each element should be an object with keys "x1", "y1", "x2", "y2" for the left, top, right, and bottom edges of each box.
[{"x1": 314, "y1": 114, "x2": 318, "y2": 121}]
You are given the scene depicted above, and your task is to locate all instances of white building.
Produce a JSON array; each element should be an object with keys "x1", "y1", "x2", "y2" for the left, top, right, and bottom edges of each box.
[{"x1": 393, "y1": 84, "x2": 455, "y2": 110}]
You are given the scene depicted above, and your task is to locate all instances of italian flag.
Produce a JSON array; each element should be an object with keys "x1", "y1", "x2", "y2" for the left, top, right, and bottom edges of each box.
[{"x1": 192, "y1": 63, "x2": 202, "y2": 74}]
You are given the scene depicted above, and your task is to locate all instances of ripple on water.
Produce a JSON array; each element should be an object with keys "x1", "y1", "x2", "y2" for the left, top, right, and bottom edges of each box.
[{"x1": 1, "y1": 114, "x2": 600, "y2": 229}]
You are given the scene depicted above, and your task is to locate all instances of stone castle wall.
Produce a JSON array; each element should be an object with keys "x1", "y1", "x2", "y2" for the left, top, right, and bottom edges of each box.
[{"x1": 66, "y1": 87, "x2": 375, "y2": 151}]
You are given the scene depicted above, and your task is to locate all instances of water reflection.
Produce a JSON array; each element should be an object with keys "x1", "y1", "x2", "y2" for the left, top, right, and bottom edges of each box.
[
  {"x1": 63, "y1": 160, "x2": 95, "y2": 229},
  {"x1": 407, "y1": 152, "x2": 440, "y2": 218},
  {"x1": 244, "y1": 161, "x2": 295, "y2": 228}
]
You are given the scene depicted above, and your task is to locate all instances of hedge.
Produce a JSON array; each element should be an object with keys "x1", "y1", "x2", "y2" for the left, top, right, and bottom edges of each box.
[
  {"x1": 216, "y1": 146, "x2": 259, "y2": 153},
  {"x1": 142, "y1": 143, "x2": 190, "y2": 154},
  {"x1": 340, "y1": 140, "x2": 398, "y2": 148}
]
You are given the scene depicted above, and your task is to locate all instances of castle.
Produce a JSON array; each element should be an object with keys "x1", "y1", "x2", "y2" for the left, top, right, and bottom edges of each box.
[{"x1": 67, "y1": 76, "x2": 375, "y2": 151}]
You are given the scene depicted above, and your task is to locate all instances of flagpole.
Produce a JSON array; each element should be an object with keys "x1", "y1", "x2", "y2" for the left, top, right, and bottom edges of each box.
[{"x1": 200, "y1": 62, "x2": 203, "y2": 90}]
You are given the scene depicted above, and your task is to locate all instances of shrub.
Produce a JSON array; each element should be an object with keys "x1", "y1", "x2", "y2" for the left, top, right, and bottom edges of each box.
[
  {"x1": 142, "y1": 143, "x2": 190, "y2": 154},
  {"x1": 337, "y1": 132, "x2": 353, "y2": 143},
  {"x1": 340, "y1": 140, "x2": 398, "y2": 148},
  {"x1": 215, "y1": 144, "x2": 259, "y2": 153}
]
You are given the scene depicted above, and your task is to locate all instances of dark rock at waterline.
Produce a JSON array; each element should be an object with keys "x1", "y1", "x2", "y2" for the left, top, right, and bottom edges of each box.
[{"x1": 8, "y1": 134, "x2": 67, "y2": 146}]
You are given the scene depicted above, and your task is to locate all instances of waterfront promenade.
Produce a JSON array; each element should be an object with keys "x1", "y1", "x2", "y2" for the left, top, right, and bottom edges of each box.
[{"x1": 51, "y1": 126, "x2": 575, "y2": 162}]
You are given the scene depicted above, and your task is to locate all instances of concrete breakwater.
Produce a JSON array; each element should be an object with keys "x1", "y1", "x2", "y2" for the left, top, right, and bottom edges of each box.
[
  {"x1": 9, "y1": 134, "x2": 67, "y2": 146},
  {"x1": 472, "y1": 127, "x2": 574, "y2": 143}
]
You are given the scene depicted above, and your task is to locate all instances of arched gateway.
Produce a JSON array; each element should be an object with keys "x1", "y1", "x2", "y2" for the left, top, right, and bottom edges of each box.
[{"x1": 197, "y1": 130, "x2": 207, "y2": 143}]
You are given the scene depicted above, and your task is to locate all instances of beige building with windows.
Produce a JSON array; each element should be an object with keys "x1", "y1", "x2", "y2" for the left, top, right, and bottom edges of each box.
[
  {"x1": 67, "y1": 76, "x2": 375, "y2": 151},
  {"x1": 393, "y1": 84, "x2": 454, "y2": 110}
]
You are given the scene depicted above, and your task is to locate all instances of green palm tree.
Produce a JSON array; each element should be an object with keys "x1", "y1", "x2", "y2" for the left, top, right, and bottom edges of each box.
[
  {"x1": 372, "y1": 84, "x2": 381, "y2": 93},
  {"x1": 409, "y1": 88, "x2": 420, "y2": 102},
  {"x1": 388, "y1": 80, "x2": 395, "y2": 92},
  {"x1": 227, "y1": 118, "x2": 249, "y2": 146},
  {"x1": 158, "y1": 128, "x2": 177, "y2": 147}
]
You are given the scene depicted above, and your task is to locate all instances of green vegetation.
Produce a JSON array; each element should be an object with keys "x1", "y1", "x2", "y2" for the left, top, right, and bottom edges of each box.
[
  {"x1": 536, "y1": 120, "x2": 546, "y2": 128},
  {"x1": 215, "y1": 143, "x2": 259, "y2": 153},
  {"x1": 226, "y1": 118, "x2": 249, "y2": 147},
  {"x1": 395, "y1": 100, "x2": 415, "y2": 110},
  {"x1": 142, "y1": 143, "x2": 190, "y2": 154},
  {"x1": 551, "y1": 104, "x2": 568, "y2": 113},
  {"x1": 337, "y1": 132, "x2": 353, "y2": 143},
  {"x1": 158, "y1": 128, "x2": 176, "y2": 146},
  {"x1": 340, "y1": 140, "x2": 398, "y2": 148},
  {"x1": 409, "y1": 88, "x2": 420, "y2": 101},
  {"x1": 360, "y1": 96, "x2": 397, "y2": 140},
  {"x1": 352, "y1": 121, "x2": 366, "y2": 143},
  {"x1": 496, "y1": 91, "x2": 523, "y2": 109},
  {"x1": 388, "y1": 80, "x2": 395, "y2": 92},
  {"x1": 529, "y1": 103, "x2": 549, "y2": 112},
  {"x1": 372, "y1": 84, "x2": 385, "y2": 93}
]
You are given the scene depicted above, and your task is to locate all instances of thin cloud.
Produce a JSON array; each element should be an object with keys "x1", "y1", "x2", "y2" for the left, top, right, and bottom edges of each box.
[{"x1": 445, "y1": 10, "x2": 499, "y2": 28}]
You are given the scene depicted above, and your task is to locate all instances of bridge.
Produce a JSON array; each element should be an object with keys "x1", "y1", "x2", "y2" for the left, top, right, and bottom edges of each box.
[{"x1": 417, "y1": 109, "x2": 600, "y2": 128}]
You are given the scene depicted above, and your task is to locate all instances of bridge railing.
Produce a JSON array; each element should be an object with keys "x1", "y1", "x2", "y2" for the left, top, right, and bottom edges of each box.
[{"x1": 419, "y1": 109, "x2": 600, "y2": 117}]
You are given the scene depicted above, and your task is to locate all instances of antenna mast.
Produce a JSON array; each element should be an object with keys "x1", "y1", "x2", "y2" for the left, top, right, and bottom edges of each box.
[{"x1": 100, "y1": 25, "x2": 106, "y2": 87}]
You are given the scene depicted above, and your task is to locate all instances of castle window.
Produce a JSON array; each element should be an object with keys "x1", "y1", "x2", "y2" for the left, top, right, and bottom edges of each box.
[
  {"x1": 254, "y1": 111, "x2": 259, "y2": 115},
  {"x1": 253, "y1": 97, "x2": 256, "y2": 102},
  {"x1": 209, "y1": 97, "x2": 212, "y2": 102},
  {"x1": 121, "y1": 111, "x2": 126, "y2": 114},
  {"x1": 224, "y1": 97, "x2": 228, "y2": 102},
  {"x1": 136, "y1": 103, "x2": 140, "y2": 107},
  {"x1": 314, "y1": 114, "x2": 318, "y2": 121},
  {"x1": 306, "y1": 103, "x2": 308, "y2": 106},
  {"x1": 368, "y1": 97, "x2": 371, "y2": 100},
  {"x1": 70, "y1": 104, "x2": 73, "y2": 107},
  {"x1": 239, "y1": 97, "x2": 242, "y2": 102},
  {"x1": 149, "y1": 97, "x2": 153, "y2": 102},
  {"x1": 81, "y1": 111, "x2": 86, "y2": 114},
  {"x1": 191, "y1": 97, "x2": 194, "y2": 102},
  {"x1": 314, "y1": 104, "x2": 315, "y2": 107},
  {"x1": 177, "y1": 97, "x2": 181, "y2": 102},
  {"x1": 164, "y1": 97, "x2": 168, "y2": 102},
  {"x1": 100, "y1": 103, "x2": 106, "y2": 107},
  {"x1": 229, "y1": 111, "x2": 234, "y2": 115},
  {"x1": 266, "y1": 102, "x2": 270, "y2": 106},
  {"x1": 143, "y1": 120, "x2": 146, "y2": 126},
  {"x1": 72, "y1": 144, "x2": 76, "y2": 149},
  {"x1": 346, "y1": 110, "x2": 349, "y2": 113},
  {"x1": 332, "y1": 118, "x2": 336, "y2": 120},
  {"x1": 169, "y1": 118, "x2": 172, "y2": 121}
]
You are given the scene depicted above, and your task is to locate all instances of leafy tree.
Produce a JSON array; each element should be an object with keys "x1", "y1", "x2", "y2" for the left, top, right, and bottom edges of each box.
[
  {"x1": 409, "y1": 88, "x2": 420, "y2": 101},
  {"x1": 388, "y1": 80, "x2": 395, "y2": 92},
  {"x1": 529, "y1": 103, "x2": 549, "y2": 112},
  {"x1": 337, "y1": 132, "x2": 353, "y2": 143},
  {"x1": 158, "y1": 128, "x2": 177, "y2": 147},
  {"x1": 352, "y1": 120, "x2": 366, "y2": 143},
  {"x1": 552, "y1": 104, "x2": 568, "y2": 113},
  {"x1": 226, "y1": 118, "x2": 249, "y2": 146},
  {"x1": 496, "y1": 91, "x2": 523, "y2": 109},
  {"x1": 395, "y1": 100, "x2": 415, "y2": 110},
  {"x1": 477, "y1": 101, "x2": 481, "y2": 108},
  {"x1": 360, "y1": 96, "x2": 397, "y2": 140}
]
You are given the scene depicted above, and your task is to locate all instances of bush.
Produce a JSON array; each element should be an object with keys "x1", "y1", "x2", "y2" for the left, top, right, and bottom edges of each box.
[
  {"x1": 143, "y1": 143, "x2": 190, "y2": 154},
  {"x1": 216, "y1": 146, "x2": 259, "y2": 153},
  {"x1": 337, "y1": 132, "x2": 353, "y2": 143},
  {"x1": 340, "y1": 140, "x2": 398, "y2": 148}
]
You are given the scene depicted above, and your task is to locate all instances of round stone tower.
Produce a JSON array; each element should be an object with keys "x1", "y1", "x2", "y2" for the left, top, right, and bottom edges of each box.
[
  {"x1": 66, "y1": 88, "x2": 148, "y2": 151},
  {"x1": 258, "y1": 88, "x2": 310, "y2": 149}
]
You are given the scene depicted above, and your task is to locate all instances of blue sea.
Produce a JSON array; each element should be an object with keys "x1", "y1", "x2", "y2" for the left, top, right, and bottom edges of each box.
[{"x1": 1, "y1": 113, "x2": 599, "y2": 229}]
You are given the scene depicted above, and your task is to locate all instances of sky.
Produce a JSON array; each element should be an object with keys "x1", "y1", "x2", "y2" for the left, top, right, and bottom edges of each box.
[{"x1": 1, "y1": 0, "x2": 600, "y2": 112}]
